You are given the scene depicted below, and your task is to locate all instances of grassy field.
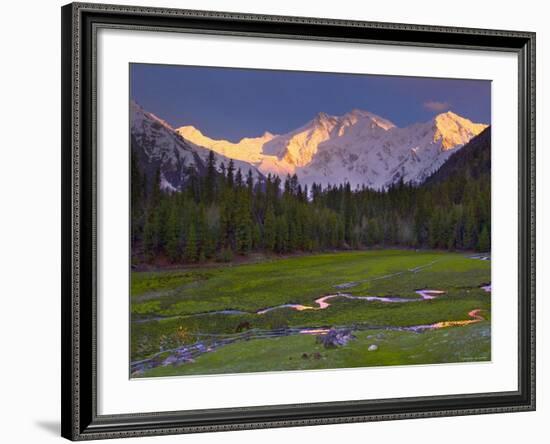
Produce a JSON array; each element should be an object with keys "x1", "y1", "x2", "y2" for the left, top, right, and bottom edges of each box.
[{"x1": 130, "y1": 250, "x2": 491, "y2": 377}]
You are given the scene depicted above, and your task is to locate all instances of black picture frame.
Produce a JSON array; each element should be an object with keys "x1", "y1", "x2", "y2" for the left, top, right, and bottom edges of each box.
[{"x1": 61, "y1": 2, "x2": 536, "y2": 440}]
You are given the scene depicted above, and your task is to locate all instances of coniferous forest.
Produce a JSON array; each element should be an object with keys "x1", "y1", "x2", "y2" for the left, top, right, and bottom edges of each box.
[
  {"x1": 129, "y1": 66, "x2": 492, "y2": 379},
  {"x1": 131, "y1": 129, "x2": 491, "y2": 266}
]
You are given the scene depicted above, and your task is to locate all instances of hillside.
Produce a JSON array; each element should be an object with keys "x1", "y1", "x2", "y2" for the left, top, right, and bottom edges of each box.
[{"x1": 425, "y1": 127, "x2": 491, "y2": 185}]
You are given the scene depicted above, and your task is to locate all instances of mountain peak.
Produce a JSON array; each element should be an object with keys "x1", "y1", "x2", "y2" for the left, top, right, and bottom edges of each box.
[
  {"x1": 435, "y1": 110, "x2": 462, "y2": 121},
  {"x1": 347, "y1": 108, "x2": 371, "y2": 118},
  {"x1": 131, "y1": 104, "x2": 265, "y2": 193},
  {"x1": 433, "y1": 111, "x2": 488, "y2": 150},
  {"x1": 133, "y1": 101, "x2": 489, "y2": 192},
  {"x1": 341, "y1": 108, "x2": 396, "y2": 130},
  {"x1": 313, "y1": 111, "x2": 335, "y2": 124},
  {"x1": 342, "y1": 108, "x2": 370, "y2": 122}
]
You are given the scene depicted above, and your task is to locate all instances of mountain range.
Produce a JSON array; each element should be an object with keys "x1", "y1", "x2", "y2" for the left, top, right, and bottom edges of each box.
[
  {"x1": 131, "y1": 100, "x2": 488, "y2": 192},
  {"x1": 131, "y1": 101, "x2": 265, "y2": 192}
]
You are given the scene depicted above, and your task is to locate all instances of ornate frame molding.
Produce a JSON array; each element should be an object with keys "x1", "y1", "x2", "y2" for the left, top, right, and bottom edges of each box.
[{"x1": 61, "y1": 2, "x2": 535, "y2": 440}]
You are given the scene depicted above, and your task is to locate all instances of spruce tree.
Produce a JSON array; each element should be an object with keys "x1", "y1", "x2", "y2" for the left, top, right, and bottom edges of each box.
[
  {"x1": 184, "y1": 224, "x2": 198, "y2": 262},
  {"x1": 165, "y1": 203, "x2": 181, "y2": 262},
  {"x1": 235, "y1": 194, "x2": 252, "y2": 254},
  {"x1": 205, "y1": 150, "x2": 217, "y2": 202},
  {"x1": 477, "y1": 224, "x2": 490, "y2": 252},
  {"x1": 226, "y1": 160, "x2": 235, "y2": 189},
  {"x1": 246, "y1": 169, "x2": 254, "y2": 195},
  {"x1": 235, "y1": 168, "x2": 243, "y2": 188},
  {"x1": 142, "y1": 211, "x2": 155, "y2": 260},
  {"x1": 263, "y1": 204, "x2": 276, "y2": 251},
  {"x1": 463, "y1": 206, "x2": 478, "y2": 250}
]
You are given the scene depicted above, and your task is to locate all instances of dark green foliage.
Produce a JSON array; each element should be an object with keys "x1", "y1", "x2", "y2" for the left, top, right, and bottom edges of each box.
[
  {"x1": 235, "y1": 193, "x2": 253, "y2": 254},
  {"x1": 477, "y1": 224, "x2": 490, "y2": 252},
  {"x1": 205, "y1": 150, "x2": 217, "y2": 202},
  {"x1": 165, "y1": 204, "x2": 182, "y2": 261},
  {"x1": 131, "y1": 129, "x2": 491, "y2": 264},
  {"x1": 216, "y1": 247, "x2": 233, "y2": 263},
  {"x1": 184, "y1": 224, "x2": 198, "y2": 262},
  {"x1": 425, "y1": 127, "x2": 491, "y2": 186},
  {"x1": 263, "y1": 204, "x2": 276, "y2": 251}
]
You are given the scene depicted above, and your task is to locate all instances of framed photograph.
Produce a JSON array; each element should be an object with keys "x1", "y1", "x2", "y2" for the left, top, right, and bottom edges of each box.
[{"x1": 61, "y1": 2, "x2": 535, "y2": 440}]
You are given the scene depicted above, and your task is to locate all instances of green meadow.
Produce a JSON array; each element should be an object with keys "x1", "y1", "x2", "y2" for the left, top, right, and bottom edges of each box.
[{"x1": 130, "y1": 250, "x2": 491, "y2": 377}]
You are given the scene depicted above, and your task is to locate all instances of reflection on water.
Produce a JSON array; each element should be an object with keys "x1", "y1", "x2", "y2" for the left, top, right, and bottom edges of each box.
[
  {"x1": 415, "y1": 289, "x2": 446, "y2": 300},
  {"x1": 470, "y1": 254, "x2": 491, "y2": 261},
  {"x1": 411, "y1": 309, "x2": 487, "y2": 332},
  {"x1": 257, "y1": 290, "x2": 437, "y2": 315},
  {"x1": 131, "y1": 284, "x2": 491, "y2": 376}
]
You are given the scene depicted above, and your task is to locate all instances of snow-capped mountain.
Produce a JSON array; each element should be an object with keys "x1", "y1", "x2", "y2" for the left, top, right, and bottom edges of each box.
[
  {"x1": 176, "y1": 126, "x2": 275, "y2": 164},
  {"x1": 294, "y1": 110, "x2": 487, "y2": 189},
  {"x1": 131, "y1": 101, "x2": 264, "y2": 192},
  {"x1": 262, "y1": 109, "x2": 395, "y2": 166},
  {"x1": 179, "y1": 109, "x2": 488, "y2": 189}
]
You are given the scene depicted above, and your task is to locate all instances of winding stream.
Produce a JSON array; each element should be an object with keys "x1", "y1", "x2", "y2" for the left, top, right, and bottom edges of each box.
[
  {"x1": 131, "y1": 284, "x2": 490, "y2": 375},
  {"x1": 134, "y1": 289, "x2": 451, "y2": 323},
  {"x1": 257, "y1": 289, "x2": 445, "y2": 314}
]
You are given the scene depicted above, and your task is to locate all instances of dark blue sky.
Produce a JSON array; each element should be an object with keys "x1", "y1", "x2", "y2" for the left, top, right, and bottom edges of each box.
[{"x1": 131, "y1": 63, "x2": 491, "y2": 142}]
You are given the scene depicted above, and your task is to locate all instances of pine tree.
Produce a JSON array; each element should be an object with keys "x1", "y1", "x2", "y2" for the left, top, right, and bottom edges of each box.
[
  {"x1": 218, "y1": 162, "x2": 226, "y2": 195},
  {"x1": 130, "y1": 152, "x2": 145, "y2": 243},
  {"x1": 205, "y1": 150, "x2": 217, "y2": 202},
  {"x1": 226, "y1": 160, "x2": 235, "y2": 189},
  {"x1": 463, "y1": 205, "x2": 478, "y2": 250},
  {"x1": 263, "y1": 203, "x2": 276, "y2": 251},
  {"x1": 252, "y1": 223, "x2": 261, "y2": 250},
  {"x1": 150, "y1": 167, "x2": 162, "y2": 206},
  {"x1": 195, "y1": 205, "x2": 208, "y2": 259},
  {"x1": 275, "y1": 215, "x2": 289, "y2": 253},
  {"x1": 429, "y1": 211, "x2": 442, "y2": 248},
  {"x1": 202, "y1": 225, "x2": 216, "y2": 259},
  {"x1": 142, "y1": 211, "x2": 156, "y2": 259},
  {"x1": 414, "y1": 200, "x2": 429, "y2": 247},
  {"x1": 283, "y1": 175, "x2": 291, "y2": 197},
  {"x1": 235, "y1": 195, "x2": 253, "y2": 255},
  {"x1": 220, "y1": 192, "x2": 237, "y2": 250},
  {"x1": 132, "y1": 136, "x2": 490, "y2": 265},
  {"x1": 184, "y1": 224, "x2": 198, "y2": 262},
  {"x1": 155, "y1": 199, "x2": 169, "y2": 252},
  {"x1": 246, "y1": 169, "x2": 254, "y2": 195},
  {"x1": 165, "y1": 203, "x2": 181, "y2": 262},
  {"x1": 288, "y1": 220, "x2": 299, "y2": 251},
  {"x1": 235, "y1": 168, "x2": 243, "y2": 188},
  {"x1": 477, "y1": 224, "x2": 490, "y2": 252}
]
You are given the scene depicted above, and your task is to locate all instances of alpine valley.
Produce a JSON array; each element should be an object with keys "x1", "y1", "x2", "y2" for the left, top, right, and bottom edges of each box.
[
  {"x1": 129, "y1": 69, "x2": 492, "y2": 379},
  {"x1": 131, "y1": 100, "x2": 488, "y2": 192}
]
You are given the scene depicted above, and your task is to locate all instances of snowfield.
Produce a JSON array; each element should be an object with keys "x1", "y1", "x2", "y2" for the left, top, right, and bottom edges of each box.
[{"x1": 133, "y1": 101, "x2": 488, "y2": 191}]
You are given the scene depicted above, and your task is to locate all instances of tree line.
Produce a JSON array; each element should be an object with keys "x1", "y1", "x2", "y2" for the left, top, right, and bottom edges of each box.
[{"x1": 131, "y1": 150, "x2": 490, "y2": 264}]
